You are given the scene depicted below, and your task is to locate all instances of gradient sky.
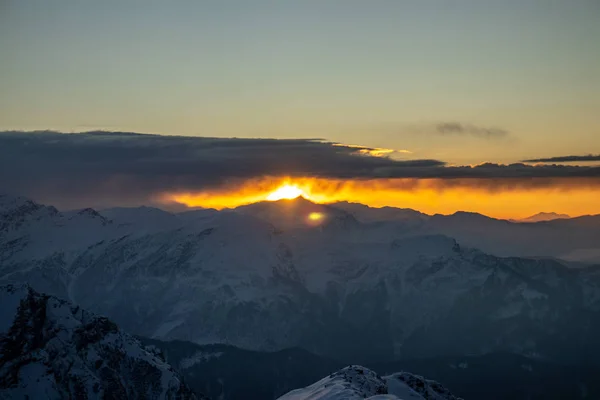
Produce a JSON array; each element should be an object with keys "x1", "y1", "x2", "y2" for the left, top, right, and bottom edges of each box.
[{"x1": 1, "y1": 0, "x2": 599, "y2": 165}]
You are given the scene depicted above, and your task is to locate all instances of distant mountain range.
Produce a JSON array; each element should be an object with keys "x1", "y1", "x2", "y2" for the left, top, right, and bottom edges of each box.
[
  {"x1": 329, "y1": 200, "x2": 600, "y2": 262},
  {"x1": 511, "y1": 212, "x2": 571, "y2": 223}
]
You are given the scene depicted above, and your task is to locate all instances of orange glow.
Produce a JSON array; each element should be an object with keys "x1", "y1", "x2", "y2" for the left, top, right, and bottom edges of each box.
[
  {"x1": 332, "y1": 143, "x2": 411, "y2": 157},
  {"x1": 308, "y1": 212, "x2": 324, "y2": 221},
  {"x1": 266, "y1": 184, "x2": 306, "y2": 201},
  {"x1": 159, "y1": 176, "x2": 600, "y2": 219}
]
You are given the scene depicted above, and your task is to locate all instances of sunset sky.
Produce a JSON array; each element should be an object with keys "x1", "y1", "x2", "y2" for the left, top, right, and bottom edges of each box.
[{"x1": 1, "y1": 1, "x2": 599, "y2": 218}]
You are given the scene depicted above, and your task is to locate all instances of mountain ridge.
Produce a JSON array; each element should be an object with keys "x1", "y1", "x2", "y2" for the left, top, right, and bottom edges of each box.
[
  {"x1": 511, "y1": 212, "x2": 571, "y2": 223},
  {"x1": 2, "y1": 194, "x2": 600, "y2": 364},
  {"x1": 0, "y1": 284, "x2": 201, "y2": 399}
]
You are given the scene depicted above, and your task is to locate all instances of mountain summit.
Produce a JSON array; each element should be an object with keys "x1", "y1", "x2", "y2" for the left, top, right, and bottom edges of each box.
[
  {"x1": 514, "y1": 212, "x2": 571, "y2": 223},
  {"x1": 277, "y1": 365, "x2": 461, "y2": 400}
]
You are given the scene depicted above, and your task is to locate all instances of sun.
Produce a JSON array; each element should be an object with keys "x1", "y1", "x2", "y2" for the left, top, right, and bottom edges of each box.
[
  {"x1": 308, "y1": 212, "x2": 323, "y2": 221},
  {"x1": 266, "y1": 184, "x2": 307, "y2": 201}
]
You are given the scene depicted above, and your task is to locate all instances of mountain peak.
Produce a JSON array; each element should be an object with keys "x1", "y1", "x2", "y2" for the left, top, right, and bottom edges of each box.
[
  {"x1": 0, "y1": 194, "x2": 59, "y2": 231},
  {"x1": 0, "y1": 284, "x2": 200, "y2": 399},
  {"x1": 333, "y1": 201, "x2": 428, "y2": 223},
  {"x1": 236, "y1": 197, "x2": 358, "y2": 230},
  {"x1": 277, "y1": 365, "x2": 461, "y2": 400},
  {"x1": 0, "y1": 194, "x2": 44, "y2": 213},
  {"x1": 516, "y1": 212, "x2": 571, "y2": 223}
]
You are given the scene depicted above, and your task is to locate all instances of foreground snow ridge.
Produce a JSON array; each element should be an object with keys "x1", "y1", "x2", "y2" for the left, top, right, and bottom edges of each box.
[
  {"x1": 0, "y1": 284, "x2": 198, "y2": 400},
  {"x1": 277, "y1": 365, "x2": 462, "y2": 400}
]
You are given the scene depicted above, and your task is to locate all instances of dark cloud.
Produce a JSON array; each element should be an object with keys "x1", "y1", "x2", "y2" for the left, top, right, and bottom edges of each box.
[
  {"x1": 523, "y1": 155, "x2": 600, "y2": 163},
  {"x1": 435, "y1": 122, "x2": 509, "y2": 139},
  {"x1": 0, "y1": 131, "x2": 599, "y2": 209}
]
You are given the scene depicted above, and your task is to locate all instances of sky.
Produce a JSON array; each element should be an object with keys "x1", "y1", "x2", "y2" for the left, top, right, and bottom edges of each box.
[{"x1": 1, "y1": 1, "x2": 599, "y2": 217}]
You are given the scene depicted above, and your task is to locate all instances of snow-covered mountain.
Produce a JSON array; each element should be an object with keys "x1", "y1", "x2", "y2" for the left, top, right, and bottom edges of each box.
[
  {"x1": 2, "y1": 194, "x2": 600, "y2": 364},
  {"x1": 0, "y1": 284, "x2": 199, "y2": 399},
  {"x1": 276, "y1": 365, "x2": 461, "y2": 400},
  {"x1": 334, "y1": 200, "x2": 600, "y2": 262},
  {"x1": 237, "y1": 197, "x2": 360, "y2": 231},
  {"x1": 332, "y1": 201, "x2": 428, "y2": 224},
  {"x1": 100, "y1": 206, "x2": 182, "y2": 232},
  {"x1": 412, "y1": 212, "x2": 600, "y2": 262}
]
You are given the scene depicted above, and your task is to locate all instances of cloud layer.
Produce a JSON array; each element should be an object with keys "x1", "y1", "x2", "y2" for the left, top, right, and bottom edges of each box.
[
  {"x1": 523, "y1": 155, "x2": 600, "y2": 163},
  {"x1": 1, "y1": 131, "x2": 599, "y2": 208},
  {"x1": 435, "y1": 122, "x2": 509, "y2": 139}
]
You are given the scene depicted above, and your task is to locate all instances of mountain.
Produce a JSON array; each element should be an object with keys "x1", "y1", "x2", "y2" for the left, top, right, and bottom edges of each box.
[
  {"x1": 141, "y1": 338, "x2": 600, "y2": 400},
  {"x1": 276, "y1": 365, "x2": 461, "y2": 400},
  {"x1": 237, "y1": 197, "x2": 360, "y2": 231},
  {"x1": 0, "y1": 284, "x2": 200, "y2": 399},
  {"x1": 419, "y1": 211, "x2": 600, "y2": 262},
  {"x1": 512, "y1": 212, "x2": 571, "y2": 223},
  {"x1": 374, "y1": 352, "x2": 600, "y2": 400},
  {"x1": 326, "y1": 201, "x2": 600, "y2": 262},
  {"x1": 100, "y1": 206, "x2": 182, "y2": 232},
  {"x1": 331, "y1": 201, "x2": 428, "y2": 223},
  {"x1": 2, "y1": 194, "x2": 600, "y2": 365},
  {"x1": 138, "y1": 339, "x2": 341, "y2": 400}
]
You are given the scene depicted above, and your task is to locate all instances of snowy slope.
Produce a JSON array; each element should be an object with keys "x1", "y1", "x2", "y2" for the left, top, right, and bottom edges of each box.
[
  {"x1": 332, "y1": 201, "x2": 428, "y2": 223},
  {"x1": 237, "y1": 197, "x2": 360, "y2": 231},
  {"x1": 0, "y1": 284, "x2": 200, "y2": 399},
  {"x1": 277, "y1": 365, "x2": 461, "y2": 400},
  {"x1": 100, "y1": 206, "x2": 181, "y2": 232},
  {"x1": 420, "y1": 211, "x2": 600, "y2": 262},
  {"x1": 2, "y1": 195, "x2": 600, "y2": 364}
]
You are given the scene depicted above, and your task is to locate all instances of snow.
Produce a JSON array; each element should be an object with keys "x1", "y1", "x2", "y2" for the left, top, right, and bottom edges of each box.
[
  {"x1": 2, "y1": 195, "x2": 600, "y2": 361},
  {"x1": 277, "y1": 366, "x2": 461, "y2": 400},
  {"x1": 0, "y1": 284, "x2": 196, "y2": 400},
  {"x1": 277, "y1": 366, "x2": 388, "y2": 400},
  {"x1": 180, "y1": 351, "x2": 224, "y2": 369},
  {"x1": 385, "y1": 378, "x2": 425, "y2": 399}
]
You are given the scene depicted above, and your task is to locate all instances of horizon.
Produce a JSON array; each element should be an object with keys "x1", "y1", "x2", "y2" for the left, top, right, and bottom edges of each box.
[
  {"x1": 1, "y1": 129, "x2": 599, "y2": 218},
  {"x1": 4, "y1": 188, "x2": 597, "y2": 223},
  {"x1": 1, "y1": 1, "x2": 599, "y2": 217}
]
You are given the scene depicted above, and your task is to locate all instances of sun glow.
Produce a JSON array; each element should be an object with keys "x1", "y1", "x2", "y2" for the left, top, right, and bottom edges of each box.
[
  {"x1": 159, "y1": 176, "x2": 600, "y2": 219},
  {"x1": 308, "y1": 212, "x2": 324, "y2": 221},
  {"x1": 266, "y1": 184, "x2": 307, "y2": 201}
]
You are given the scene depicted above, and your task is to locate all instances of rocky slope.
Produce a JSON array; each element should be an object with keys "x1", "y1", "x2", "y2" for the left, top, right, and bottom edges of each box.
[{"x1": 0, "y1": 284, "x2": 200, "y2": 399}]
